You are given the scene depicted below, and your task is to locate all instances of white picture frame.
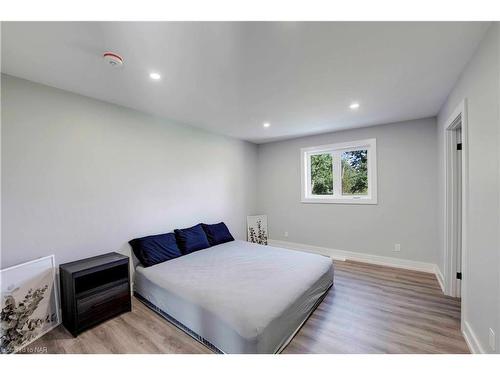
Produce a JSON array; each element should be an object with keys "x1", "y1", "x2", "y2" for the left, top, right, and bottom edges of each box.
[
  {"x1": 247, "y1": 215, "x2": 268, "y2": 245},
  {"x1": 1, "y1": 255, "x2": 61, "y2": 354}
]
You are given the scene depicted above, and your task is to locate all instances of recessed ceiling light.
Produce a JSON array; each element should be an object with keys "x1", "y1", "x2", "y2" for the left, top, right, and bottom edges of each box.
[
  {"x1": 263, "y1": 122, "x2": 271, "y2": 128},
  {"x1": 149, "y1": 72, "x2": 161, "y2": 80},
  {"x1": 349, "y1": 102, "x2": 360, "y2": 110}
]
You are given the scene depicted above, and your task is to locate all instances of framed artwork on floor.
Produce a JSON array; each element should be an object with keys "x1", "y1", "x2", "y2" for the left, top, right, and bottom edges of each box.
[
  {"x1": 247, "y1": 215, "x2": 268, "y2": 245},
  {"x1": 1, "y1": 255, "x2": 60, "y2": 354}
]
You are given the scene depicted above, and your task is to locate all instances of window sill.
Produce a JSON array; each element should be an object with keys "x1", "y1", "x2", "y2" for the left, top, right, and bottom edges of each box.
[{"x1": 301, "y1": 197, "x2": 377, "y2": 205}]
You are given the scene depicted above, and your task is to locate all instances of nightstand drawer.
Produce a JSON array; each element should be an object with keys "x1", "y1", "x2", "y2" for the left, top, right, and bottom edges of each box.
[
  {"x1": 77, "y1": 283, "x2": 130, "y2": 328},
  {"x1": 77, "y1": 282, "x2": 129, "y2": 314}
]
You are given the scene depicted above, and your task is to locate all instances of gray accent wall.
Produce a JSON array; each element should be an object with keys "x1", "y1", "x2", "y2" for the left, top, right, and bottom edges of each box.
[
  {"x1": 1, "y1": 75, "x2": 258, "y2": 268},
  {"x1": 437, "y1": 24, "x2": 500, "y2": 353},
  {"x1": 257, "y1": 118, "x2": 439, "y2": 264}
]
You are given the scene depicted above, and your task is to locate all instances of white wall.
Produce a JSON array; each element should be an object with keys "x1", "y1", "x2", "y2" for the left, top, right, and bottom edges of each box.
[
  {"x1": 1, "y1": 75, "x2": 258, "y2": 269},
  {"x1": 257, "y1": 118, "x2": 438, "y2": 265},
  {"x1": 437, "y1": 24, "x2": 500, "y2": 353}
]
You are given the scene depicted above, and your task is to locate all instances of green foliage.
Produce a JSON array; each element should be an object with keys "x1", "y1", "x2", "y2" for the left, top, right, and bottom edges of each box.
[
  {"x1": 342, "y1": 150, "x2": 368, "y2": 195},
  {"x1": 310, "y1": 150, "x2": 368, "y2": 196},
  {"x1": 311, "y1": 154, "x2": 333, "y2": 195}
]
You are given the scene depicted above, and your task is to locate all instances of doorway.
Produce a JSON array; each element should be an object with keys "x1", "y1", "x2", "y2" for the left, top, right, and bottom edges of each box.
[
  {"x1": 453, "y1": 126, "x2": 462, "y2": 298},
  {"x1": 444, "y1": 99, "x2": 468, "y2": 323}
]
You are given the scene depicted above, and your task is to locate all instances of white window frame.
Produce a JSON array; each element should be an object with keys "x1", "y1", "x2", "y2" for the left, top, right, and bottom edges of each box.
[{"x1": 300, "y1": 138, "x2": 377, "y2": 204}]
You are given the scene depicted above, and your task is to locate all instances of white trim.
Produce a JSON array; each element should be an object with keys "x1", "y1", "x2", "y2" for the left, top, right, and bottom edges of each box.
[
  {"x1": 444, "y1": 105, "x2": 461, "y2": 296},
  {"x1": 443, "y1": 98, "x2": 469, "y2": 336},
  {"x1": 1, "y1": 254, "x2": 56, "y2": 273},
  {"x1": 300, "y1": 138, "x2": 377, "y2": 205},
  {"x1": 434, "y1": 264, "x2": 445, "y2": 293},
  {"x1": 463, "y1": 320, "x2": 486, "y2": 354},
  {"x1": 269, "y1": 239, "x2": 347, "y2": 261},
  {"x1": 269, "y1": 239, "x2": 436, "y2": 274}
]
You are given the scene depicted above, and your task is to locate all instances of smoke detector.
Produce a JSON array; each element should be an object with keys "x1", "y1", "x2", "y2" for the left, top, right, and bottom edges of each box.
[{"x1": 103, "y1": 52, "x2": 124, "y2": 68}]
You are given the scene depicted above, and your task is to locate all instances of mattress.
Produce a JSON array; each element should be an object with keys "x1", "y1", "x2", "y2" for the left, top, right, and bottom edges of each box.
[{"x1": 134, "y1": 240, "x2": 333, "y2": 354}]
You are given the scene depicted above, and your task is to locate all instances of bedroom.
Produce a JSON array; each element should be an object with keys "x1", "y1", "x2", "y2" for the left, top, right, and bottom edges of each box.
[{"x1": 1, "y1": 1, "x2": 500, "y2": 374}]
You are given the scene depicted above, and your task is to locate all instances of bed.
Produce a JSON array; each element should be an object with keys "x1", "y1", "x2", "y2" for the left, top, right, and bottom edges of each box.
[{"x1": 134, "y1": 240, "x2": 333, "y2": 354}]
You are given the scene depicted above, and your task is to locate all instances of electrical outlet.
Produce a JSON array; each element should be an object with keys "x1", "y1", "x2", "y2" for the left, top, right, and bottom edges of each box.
[
  {"x1": 489, "y1": 328, "x2": 496, "y2": 351},
  {"x1": 394, "y1": 243, "x2": 401, "y2": 252},
  {"x1": 284, "y1": 231, "x2": 289, "y2": 238}
]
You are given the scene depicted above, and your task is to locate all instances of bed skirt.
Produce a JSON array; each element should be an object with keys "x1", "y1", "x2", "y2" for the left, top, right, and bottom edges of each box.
[{"x1": 133, "y1": 282, "x2": 332, "y2": 354}]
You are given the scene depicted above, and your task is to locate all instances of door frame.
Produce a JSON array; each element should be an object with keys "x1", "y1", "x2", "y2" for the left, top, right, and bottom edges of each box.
[{"x1": 444, "y1": 99, "x2": 468, "y2": 323}]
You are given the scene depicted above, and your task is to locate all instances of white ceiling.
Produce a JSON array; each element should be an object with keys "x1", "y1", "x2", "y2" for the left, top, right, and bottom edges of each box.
[{"x1": 1, "y1": 22, "x2": 489, "y2": 143}]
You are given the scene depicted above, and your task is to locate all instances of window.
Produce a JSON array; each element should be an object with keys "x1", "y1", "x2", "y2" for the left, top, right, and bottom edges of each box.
[{"x1": 301, "y1": 138, "x2": 377, "y2": 204}]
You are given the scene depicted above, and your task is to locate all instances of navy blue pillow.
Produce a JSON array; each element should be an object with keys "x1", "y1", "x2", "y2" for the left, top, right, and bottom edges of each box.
[
  {"x1": 129, "y1": 232, "x2": 182, "y2": 267},
  {"x1": 201, "y1": 222, "x2": 234, "y2": 246},
  {"x1": 174, "y1": 224, "x2": 211, "y2": 254}
]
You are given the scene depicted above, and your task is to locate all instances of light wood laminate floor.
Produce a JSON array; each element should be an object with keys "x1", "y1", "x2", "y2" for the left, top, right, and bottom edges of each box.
[{"x1": 26, "y1": 260, "x2": 469, "y2": 354}]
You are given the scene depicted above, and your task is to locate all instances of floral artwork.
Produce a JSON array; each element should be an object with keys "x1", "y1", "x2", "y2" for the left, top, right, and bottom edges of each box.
[
  {"x1": 1, "y1": 256, "x2": 60, "y2": 354},
  {"x1": 247, "y1": 215, "x2": 268, "y2": 245}
]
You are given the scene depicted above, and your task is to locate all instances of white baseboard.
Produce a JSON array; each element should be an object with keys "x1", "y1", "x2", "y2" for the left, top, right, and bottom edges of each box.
[
  {"x1": 463, "y1": 320, "x2": 486, "y2": 354},
  {"x1": 269, "y1": 239, "x2": 437, "y2": 274},
  {"x1": 434, "y1": 265, "x2": 445, "y2": 293}
]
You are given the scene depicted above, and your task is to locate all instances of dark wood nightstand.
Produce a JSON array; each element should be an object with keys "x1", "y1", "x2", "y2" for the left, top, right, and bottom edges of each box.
[{"x1": 59, "y1": 252, "x2": 132, "y2": 337}]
